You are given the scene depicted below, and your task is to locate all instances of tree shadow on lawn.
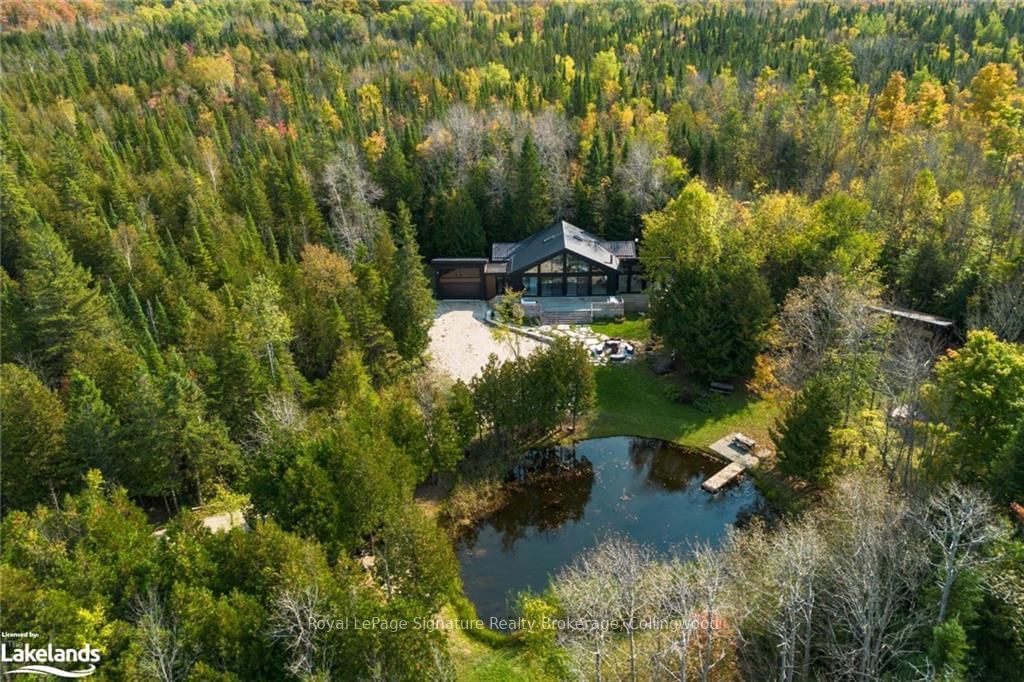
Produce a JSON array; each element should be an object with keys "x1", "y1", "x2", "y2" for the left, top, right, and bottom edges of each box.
[{"x1": 582, "y1": 362, "x2": 779, "y2": 448}]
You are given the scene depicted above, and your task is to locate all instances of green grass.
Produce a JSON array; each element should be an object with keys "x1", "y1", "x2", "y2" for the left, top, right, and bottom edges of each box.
[
  {"x1": 587, "y1": 314, "x2": 651, "y2": 341},
  {"x1": 444, "y1": 604, "x2": 554, "y2": 682},
  {"x1": 582, "y1": 361, "x2": 779, "y2": 448},
  {"x1": 451, "y1": 363, "x2": 784, "y2": 678}
]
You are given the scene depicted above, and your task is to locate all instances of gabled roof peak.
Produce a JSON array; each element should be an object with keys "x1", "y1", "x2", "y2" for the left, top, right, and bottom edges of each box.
[{"x1": 491, "y1": 219, "x2": 635, "y2": 272}]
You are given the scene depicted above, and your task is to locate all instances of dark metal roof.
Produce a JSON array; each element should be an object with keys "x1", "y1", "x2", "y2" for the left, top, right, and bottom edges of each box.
[
  {"x1": 605, "y1": 240, "x2": 638, "y2": 258},
  {"x1": 491, "y1": 243, "x2": 518, "y2": 260},
  {"x1": 496, "y1": 220, "x2": 629, "y2": 273}
]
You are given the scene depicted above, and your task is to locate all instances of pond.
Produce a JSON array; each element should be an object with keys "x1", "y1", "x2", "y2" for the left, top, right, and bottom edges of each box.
[{"x1": 455, "y1": 436, "x2": 765, "y2": 624}]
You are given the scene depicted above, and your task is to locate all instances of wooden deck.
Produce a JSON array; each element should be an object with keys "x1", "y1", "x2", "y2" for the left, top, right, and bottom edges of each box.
[{"x1": 702, "y1": 432, "x2": 766, "y2": 493}]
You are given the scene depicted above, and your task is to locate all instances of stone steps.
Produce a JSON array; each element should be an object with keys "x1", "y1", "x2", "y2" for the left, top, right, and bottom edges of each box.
[{"x1": 540, "y1": 310, "x2": 593, "y2": 324}]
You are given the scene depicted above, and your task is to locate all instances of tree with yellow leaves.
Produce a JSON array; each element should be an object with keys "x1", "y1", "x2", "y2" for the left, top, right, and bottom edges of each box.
[
  {"x1": 876, "y1": 72, "x2": 912, "y2": 134},
  {"x1": 969, "y1": 63, "x2": 1020, "y2": 120},
  {"x1": 913, "y1": 80, "x2": 948, "y2": 129}
]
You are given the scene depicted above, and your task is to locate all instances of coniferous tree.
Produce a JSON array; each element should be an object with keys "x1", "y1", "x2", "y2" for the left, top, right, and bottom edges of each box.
[
  {"x1": 508, "y1": 133, "x2": 549, "y2": 239},
  {"x1": 157, "y1": 367, "x2": 242, "y2": 506},
  {"x1": 64, "y1": 370, "x2": 120, "y2": 482},
  {"x1": 0, "y1": 363, "x2": 68, "y2": 509},
  {"x1": 348, "y1": 252, "x2": 402, "y2": 385},
  {"x1": 19, "y1": 221, "x2": 116, "y2": 374},
  {"x1": 772, "y1": 371, "x2": 845, "y2": 484},
  {"x1": 386, "y1": 202, "x2": 435, "y2": 361},
  {"x1": 430, "y1": 187, "x2": 486, "y2": 257},
  {"x1": 375, "y1": 132, "x2": 423, "y2": 219}
]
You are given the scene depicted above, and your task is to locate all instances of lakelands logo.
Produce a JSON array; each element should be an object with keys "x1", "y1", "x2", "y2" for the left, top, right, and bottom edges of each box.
[{"x1": 1, "y1": 639, "x2": 100, "y2": 678}]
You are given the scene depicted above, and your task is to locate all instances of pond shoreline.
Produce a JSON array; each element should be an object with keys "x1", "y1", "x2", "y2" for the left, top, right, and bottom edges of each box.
[
  {"x1": 442, "y1": 447, "x2": 594, "y2": 539},
  {"x1": 442, "y1": 435, "x2": 778, "y2": 538},
  {"x1": 452, "y1": 436, "x2": 770, "y2": 624}
]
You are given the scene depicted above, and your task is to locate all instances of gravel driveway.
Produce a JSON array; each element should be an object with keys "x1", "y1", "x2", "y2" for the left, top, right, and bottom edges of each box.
[{"x1": 427, "y1": 300, "x2": 542, "y2": 383}]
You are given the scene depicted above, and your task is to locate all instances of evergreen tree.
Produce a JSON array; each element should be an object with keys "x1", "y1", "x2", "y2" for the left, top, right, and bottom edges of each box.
[
  {"x1": 157, "y1": 368, "x2": 242, "y2": 506},
  {"x1": 386, "y1": 202, "x2": 435, "y2": 361},
  {"x1": 929, "y1": 618, "x2": 970, "y2": 680},
  {"x1": 508, "y1": 133, "x2": 549, "y2": 239},
  {"x1": 64, "y1": 370, "x2": 120, "y2": 482},
  {"x1": 430, "y1": 187, "x2": 486, "y2": 257},
  {"x1": 20, "y1": 221, "x2": 116, "y2": 374},
  {"x1": 207, "y1": 322, "x2": 269, "y2": 439},
  {"x1": 348, "y1": 253, "x2": 402, "y2": 385},
  {"x1": 0, "y1": 363, "x2": 68, "y2": 509},
  {"x1": 772, "y1": 371, "x2": 845, "y2": 484},
  {"x1": 992, "y1": 420, "x2": 1024, "y2": 505},
  {"x1": 375, "y1": 132, "x2": 423, "y2": 219}
]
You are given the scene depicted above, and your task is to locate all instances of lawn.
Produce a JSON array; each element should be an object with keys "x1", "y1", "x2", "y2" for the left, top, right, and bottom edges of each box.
[
  {"x1": 451, "y1": 361, "x2": 784, "y2": 677},
  {"x1": 587, "y1": 314, "x2": 651, "y2": 341},
  {"x1": 581, "y1": 361, "x2": 780, "y2": 449},
  {"x1": 444, "y1": 605, "x2": 553, "y2": 681}
]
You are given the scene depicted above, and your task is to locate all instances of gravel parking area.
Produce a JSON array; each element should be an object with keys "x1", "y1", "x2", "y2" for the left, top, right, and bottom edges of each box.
[{"x1": 427, "y1": 300, "x2": 542, "y2": 383}]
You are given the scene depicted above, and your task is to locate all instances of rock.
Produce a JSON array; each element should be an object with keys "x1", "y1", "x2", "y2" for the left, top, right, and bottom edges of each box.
[{"x1": 651, "y1": 353, "x2": 676, "y2": 375}]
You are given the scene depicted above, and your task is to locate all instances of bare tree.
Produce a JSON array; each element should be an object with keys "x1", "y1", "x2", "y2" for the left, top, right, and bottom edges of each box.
[
  {"x1": 652, "y1": 557, "x2": 699, "y2": 682},
  {"x1": 688, "y1": 544, "x2": 730, "y2": 682},
  {"x1": 526, "y1": 109, "x2": 574, "y2": 216},
  {"x1": 321, "y1": 142, "x2": 386, "y2": 254},
  {"x1": 553, "y1": 558, "x2": 617, "y2": 682},
  {"x1": 421, "y1": 104, "x2": 491, "y2": 187},
  {"x1": 818, "y1": 474, "x2": 928, "y2": 681},
  {"x1": 591, "y1": 536, "x2": 657, "y2": 682},
  {"x1": 421, "y1": 105, "x2": 573, "y2": 217},
  {"x1": 617, "y1": 140, "x2": 674, "y2": 215},
  {"x1": 919, "y1": 482, "x2": 1009, "y2": 624},
  {"x1": 873, "y1": 325, "x2": 943, "y2": 487},
  {"x1": 729, "y1": 519, "x2": 824, "y2": 682},
  {"x1": 557, "y1": 561, "x2": 610, "y2": 679},
  {"x1": 269, "y1": 584, "x2": 333, "y2": 679},
  {"x1": 773, "y1": 274, "x2": 880, "y2": 391},
  {"x1": 249, "y1": 392, "x2": 307, "y2": 454},
  {"x1": 134, "y1": 590, "x2": 194, "y2": 682},
  {"x1": 768, "y1": 522, "x2": 823, "y2": 682}
]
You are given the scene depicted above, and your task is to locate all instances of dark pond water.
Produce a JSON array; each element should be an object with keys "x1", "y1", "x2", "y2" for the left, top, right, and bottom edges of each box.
[{"x1": 455, "y1": 436, "x2": 764, "y2": 624}]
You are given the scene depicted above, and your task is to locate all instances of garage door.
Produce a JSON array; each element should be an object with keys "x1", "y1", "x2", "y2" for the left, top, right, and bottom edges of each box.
[{"x1": 437, "y1": 267, "x2": 484, "y2": 299}]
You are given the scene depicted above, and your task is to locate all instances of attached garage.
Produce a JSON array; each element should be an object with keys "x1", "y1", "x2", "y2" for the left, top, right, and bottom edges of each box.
[{"x1": 431, "y1": 258, "x2": 486, "y2": 300}]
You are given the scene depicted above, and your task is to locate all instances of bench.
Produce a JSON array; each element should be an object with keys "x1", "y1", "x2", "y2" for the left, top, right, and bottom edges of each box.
[
  {"x1": 710, "y1": 381, "x2": 735, "y2": 395},
  {"x1": 732, "y1": 434, "x2": 757, "y2": 452}
]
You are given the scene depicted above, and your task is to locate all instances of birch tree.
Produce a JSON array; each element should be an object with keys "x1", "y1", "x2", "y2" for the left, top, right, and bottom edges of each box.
[
  {"x1": 269, "y1": 584, "x2": 333, "y2": 680},
  {"x1": 322, "y1": 142, "x2": 386, "y2": 254},
  {"x1": 818, "y1": 474, "x2": 928, "y2": 681},
  {"x1": 919, "y1": 482, "x2": 1009, "y2": 624},
  {"x1": 553, "y1": 560, "x2": 617, "y2": 682},
  {"x1": 652, "y1": 558, "x2": 699, "y2": 681},
  {"x1": 134, "y1": 590, "x2": 194, "y2": 682}
]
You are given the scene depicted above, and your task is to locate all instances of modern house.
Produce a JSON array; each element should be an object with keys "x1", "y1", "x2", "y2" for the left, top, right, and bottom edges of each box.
[{"x1": 430, "y1": 220, "x2": 646, "y2": 320}]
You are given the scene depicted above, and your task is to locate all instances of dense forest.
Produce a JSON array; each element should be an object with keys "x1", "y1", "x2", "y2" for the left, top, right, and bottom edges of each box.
[{"x1": 1, "y1": 1, "x2": 1022, "y2": 680}]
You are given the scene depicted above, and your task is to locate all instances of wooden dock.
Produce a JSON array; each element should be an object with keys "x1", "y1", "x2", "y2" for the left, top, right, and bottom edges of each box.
[
  {"x1": 702, "y1": 462, "x2": 747, "y2": 492},
  {"x1": 701, "y1": 432, "x2": 767, "y2": 493}
]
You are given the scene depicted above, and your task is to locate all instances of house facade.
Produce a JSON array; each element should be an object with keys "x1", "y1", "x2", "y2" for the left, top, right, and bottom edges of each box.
[{"x1": 431, "y1": 220, "x2": 645, "y2": 304}]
